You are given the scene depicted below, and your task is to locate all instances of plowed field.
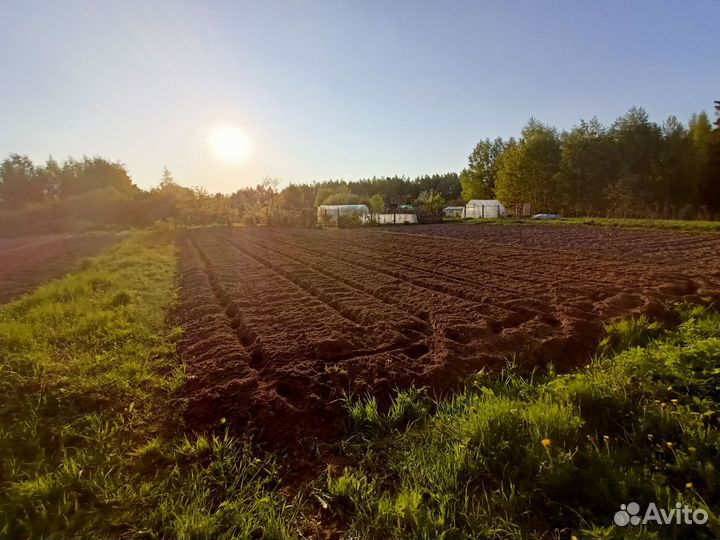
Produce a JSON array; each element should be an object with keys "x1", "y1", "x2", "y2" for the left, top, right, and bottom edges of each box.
[
  {"x1": 0, "y1": 233, "x2": 118, "y2": 304},
  {"x1": 176, "y1": 225, "x2": 720, "y2": 450}
]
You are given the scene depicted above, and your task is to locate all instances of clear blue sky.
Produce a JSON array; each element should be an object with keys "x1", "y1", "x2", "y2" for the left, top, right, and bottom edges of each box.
[{"x1": 1, "y1": 0, "x2": 717, "y2": 192}]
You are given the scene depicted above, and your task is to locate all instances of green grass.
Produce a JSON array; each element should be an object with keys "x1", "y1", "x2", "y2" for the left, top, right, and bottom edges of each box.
[
  {"x1": 460, "y1": 216, "x2": 720, "y2": 232},
  {"x1": 0, "y1": 232, "x2": 298, "y2": 539},
  {"x1": 330, "y1": 304, "x2": 720, "y2": 539}
]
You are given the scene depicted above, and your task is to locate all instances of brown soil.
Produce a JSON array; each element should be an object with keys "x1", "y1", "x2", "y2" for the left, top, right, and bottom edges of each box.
[
  {"x1": 0, "y1": 233, "x2": 119, "y2": 304},
  {"x1": 174, "y1": 225, "x2": 720, "y2": 454}
]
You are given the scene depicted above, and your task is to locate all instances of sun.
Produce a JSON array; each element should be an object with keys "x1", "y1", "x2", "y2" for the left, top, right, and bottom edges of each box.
[{"x1": 207, "y1": 124, "x2": 252, "y2": 165}]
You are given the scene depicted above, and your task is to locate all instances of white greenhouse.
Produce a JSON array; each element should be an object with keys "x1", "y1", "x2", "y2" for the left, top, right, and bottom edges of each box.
[
  {"x1": 442, "y1": 206, "x2": 465, "y2": 217},
  {"x1": 465, "y1": 199, "x2": 506, "y2": 219},
  {"x1": 317, "y1": 204, "x2": 369, "y2": 224},
  {"x1": 371, "y1": 213, "x2": 418, "y2": 224}
]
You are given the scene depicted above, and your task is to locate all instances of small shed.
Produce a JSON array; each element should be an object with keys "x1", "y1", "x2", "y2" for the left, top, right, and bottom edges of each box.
[
  {"x1": 317, "y1": 204, "x2": 369, "y2": 225},
  {"x1": 442, "y1": 206, "x2": 465, "y2": 217},
  {"x1": 465, "y1": 199, "x2": 506, "y2": 219}
]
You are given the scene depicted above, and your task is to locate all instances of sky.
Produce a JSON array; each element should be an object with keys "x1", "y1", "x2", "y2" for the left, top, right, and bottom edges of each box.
[{"x1": 0, "y1": 0, "x2": 718, "y2": 193}]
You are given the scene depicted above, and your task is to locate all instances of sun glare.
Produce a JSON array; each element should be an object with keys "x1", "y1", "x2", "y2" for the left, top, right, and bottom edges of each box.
[{"x1": 207, "y1": 125, "x2": 252, "y2": 165}]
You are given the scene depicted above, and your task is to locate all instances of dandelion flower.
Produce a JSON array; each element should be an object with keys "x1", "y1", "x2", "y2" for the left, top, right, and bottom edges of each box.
[
  {"x1": 572, "y1": 536, "x2": 578, "y2": 540},
  {"x1": 686, "y1": 482, "x2": 694, "y2": 489},
  {"x1": 541, "y1": 438, "x2": 552, "y2": 447},
  {"x1": 688, "y1": 447, "x2": 696, "y2": 453},
  {"x1": 667, "y1": 386, "x2": 673, "y2": 391},
  {"x1": 671, "y1": 399, "x2": 679, "y2": 404},
  {"x1": 666, "y1": 442, "x2": 674, "y2": 448},
  {"x1": 603, "y1": 435, "x2": 610, "y2": 440}
]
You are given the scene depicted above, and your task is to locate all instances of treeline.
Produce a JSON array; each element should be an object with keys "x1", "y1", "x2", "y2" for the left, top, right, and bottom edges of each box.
[
  {"x1": 461, "y1": 104, "x2": 720, "y2": 218},
  {"x1": 239, "y1": 173, "x2": 460, "y2": 210},
  {"x1": 0, "y1": 155, "x2": 147, "y2": 235},
  {"x1": 0, "y1": 157, "x2": 239, "y2": 234},
  {"x1": 229, "y1": 173, "x2": 459, "y2": 226},
  {"x1": 0, "y1": 154, "x2": 458, "y2": 234},
  {"x1": 2, "y1": 103, "x2": 719, "y2": 234}
]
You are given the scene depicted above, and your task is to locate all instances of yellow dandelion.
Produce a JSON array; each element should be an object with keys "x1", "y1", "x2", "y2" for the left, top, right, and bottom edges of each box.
[
  {"x1": 603, "y1": 435, "x2": 610, "y2": 440},
  {"x1": 667, "y1": 386, "x2": 673, "y2": 391},
  {"x1": 661, "y1": 402, "x2": 667, "y2": 408},
  {"x1": 688, "y1": 447, "x2": 697, "y2": 453},
  {"x1": 671, "y1": 399, "x2": 679, "y2": 404},
  {"x1": 572, "y1": 536, "x2": 578, "y2": 540},
  {"x1": 666, "y1": 441, "x2": 674, "y2": 448},
  {"x1": 541, "y1": 438, "x2": 552, "y2": 447},
  {"x1": 686, "y1": 482, "x2": 694, "y2": 489}
]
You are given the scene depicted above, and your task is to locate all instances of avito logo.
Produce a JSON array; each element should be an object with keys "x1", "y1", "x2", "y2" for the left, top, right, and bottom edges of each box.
[{"x1": 614, "y1": 501, "x2": 708, "y2": 527}]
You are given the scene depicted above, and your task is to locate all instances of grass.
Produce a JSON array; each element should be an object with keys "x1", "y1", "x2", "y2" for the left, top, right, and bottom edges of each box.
[
  {"x1": 0, "y1": 232, "x2": 298, "y2": 539},
  {"x1": 460, "y1": 216, "x2": 720, "y2": 232},
  {"x1": 330, "y1": 304, "x2": 720, "y2": 539}
]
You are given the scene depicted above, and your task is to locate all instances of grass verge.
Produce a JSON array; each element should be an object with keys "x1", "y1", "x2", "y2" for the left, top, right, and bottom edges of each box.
[
  {"x1": 328, "y1": 304, "x2": 720, "y2": 539},
  {"x1": 0, "y1": 232, "x2": 298, "y2": 539}
]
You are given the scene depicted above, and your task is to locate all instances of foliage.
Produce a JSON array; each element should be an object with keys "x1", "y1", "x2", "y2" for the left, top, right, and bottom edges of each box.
[
  {"x1": 495, "y1": 119, "x2": 563, "y2": 215},
  {"x1": 368, "y1": 193, "x2": 385, "y2": 213},
  {"x1": 3, "y1": 102, "x2": 720, "y2": 232},
  {"x1": 557, "y1": 119, "x2": 616, "y2": 216},
  {"x1": 460, "y1": 138, "x2": 508, "y2": 200},
  {"x1": 323, "y1": 192, "x2": 363, "y2": 205},
  {"x1": 279, "y1": 183, "x2": 314, "y2": 211},
  {"x1": 598, "y1": 315, "x2": 664, "y2": 355},
  {"x1": 414, "y1": 189, "x2": 446, "y2": 224},
  {"x1": 314, "y1": 183, "x2": 351, "y2": 207},
  {"x1": 469, "y1": 103, "x2": 720, "y2": 218},
  {"x1": 0, "y1": 154, "x2": 137, "y2": 210}
]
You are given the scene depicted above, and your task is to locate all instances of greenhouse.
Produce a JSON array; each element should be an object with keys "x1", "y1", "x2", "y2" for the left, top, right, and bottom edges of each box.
[
  {"x1": 465, "y1": 199, "x2": 506, "y2": 218},
  {"x1": 317, "y1": 204, "x2": 369, "y2": 225},
  {"x1": 442, "y1": 206, "x2": 465, "y2": 217}
]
